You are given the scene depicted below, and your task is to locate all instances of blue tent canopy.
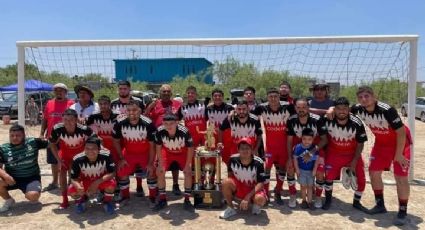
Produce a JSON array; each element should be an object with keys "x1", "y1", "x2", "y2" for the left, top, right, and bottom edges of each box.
[{"x1": 0, "y1": 79, "x2": 53, "y2": 92}]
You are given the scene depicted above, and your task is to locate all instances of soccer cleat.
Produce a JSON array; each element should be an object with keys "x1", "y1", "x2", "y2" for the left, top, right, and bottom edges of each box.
[
  {"x1": 103, "y1": 202, "x2": 115, "y2": 215},
  {"x1": 0, "y1": 198, "x2": 15, "y2": 213},
  {"x1": 152, "y1": 200, "x2": 168, "y2": 212},
  {"x1": 183, "y1": 199, "x2": 195, "y2": 212},
  {"x1": 136, "y1": 187, "x2": 145, "y2": 197},
  {"x1": 352, "y1": 200, "x2": 368, "y2": 213},
  {"x1": 300, "y1": 200, "x2": 309, "y2": 209},
  {"x1": 322, "y1": 198, "x2": 332, "y2": 210},
  {"x1": 172, "y1": 184, "x2": 182, "y2": 196},
  {"x1": 367, "y1": 204, "x2": 387, "y2": 215},
  {"x1": 274, "y1": 192, "x2": 284, "y2": 205},
  {"x1": 341, "y1": 167, "x2": 351, "y2": 190},
  {"x1": 75, "y1": 202, "x2": 87, "y2": 214},
  {"x1": 314, "y1": 198, "x2": 323, "y2": 209},
  {"x1": 42, "y1": 183, "x2": 59, "y2": 192},
  {"x1": 59, "y1": 202, "x2": 69, "y2": 210},
  {"x1": 116, "y1": 197, "x2": 130, "y2": 208},
  {"x1": 393, "y1": 212, "x2": 408, "y2": 226},
  {"x1": 288, "y1": 195, "x2": 297, "y2": 208},
  {"x1": 219, "y1": 207, "x2": 237, "y2": 219},
  {"x1": 252, "y1": 204, "x2": 261, "y2": 215}
]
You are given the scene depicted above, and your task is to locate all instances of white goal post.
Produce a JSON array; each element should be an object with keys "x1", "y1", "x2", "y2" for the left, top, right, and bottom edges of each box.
[{"x1": 16, "y1": 35, "x2": 418, "y2": 180}]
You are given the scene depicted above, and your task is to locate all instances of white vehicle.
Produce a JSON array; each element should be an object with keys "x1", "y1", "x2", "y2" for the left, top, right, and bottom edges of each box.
[{"x1": 401, "y1": 97, "x2": 425, "y2": 122}]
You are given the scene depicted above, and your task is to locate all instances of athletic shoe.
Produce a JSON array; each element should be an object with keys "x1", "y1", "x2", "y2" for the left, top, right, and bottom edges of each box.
[
  {"x1": 172, "y1": 184, "x2": 182, "y2": 196},
  {"x1": 42, "y1": 183, "x2": 59, "y2": 192},
  {"x1": 352, "y1": 200, "x2": 368, "y2": 213},
  {"x1": 116, "y1": 197, "x2": 130, "y2": 208},
  {"x1": 350, "y1": 171, "x2": 358, "y2": 191},
  {"x1": 322, "y1": 198, "x2": 332, "y2": 210},
  {"x1": 274, "y1": 192, "x2": 284, "y2": 205},
  {"x1": 0, "y1": 198, "x2": 15, "y2": 213},
  {"x1": 75, "y1": 202, "x2": 86, "y2": 214},
  {"x1": 59, "y1": 202, "x2": 69, "y2": 209},
  {"x1": 183, "y1": 199, "x2": 195, "y2": 212},
  {"x1": 103, "y1": 202, "x2": 115, "y2": 215},
  {"x1": 152, "y1": 200, "x2": 168, "y2": 211},
  {"x1": 136, "y1": 187, "x2": 145, "y2": 197},
  {"x1": 367, "y1": 204, "x2": 387, "y2": 215},
  {"x1": 341, "y1": 167, "x2": 351, "y2": 190},
  {"x1": 219, "y1": 207, "x2": 237, "y2": 219},
  {"x1": 393, "y1": 212, "x2": 408, "y2": 226},
  {"x1": 288, "y1": 195, "x2": 297, "y2": 208},
  {"x1": 300, "y1": 200, "x2": 309, "y2": 209},
  {"x1": 314, "y1": 198, "x2": 323, "y2": 209},
  {"x1": 252, "y1": 204, "x2": 261, "y2": 215}
]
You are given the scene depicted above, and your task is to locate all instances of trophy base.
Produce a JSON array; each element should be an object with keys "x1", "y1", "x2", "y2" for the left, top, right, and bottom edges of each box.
[{"x1": 193, "y1": 190, "x2": 223, "y2": 209}]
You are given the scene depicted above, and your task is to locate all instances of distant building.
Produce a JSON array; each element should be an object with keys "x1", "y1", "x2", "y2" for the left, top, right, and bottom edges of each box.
[{"x1": 114, "y1": 58, "x2": 213, "y2": 84}]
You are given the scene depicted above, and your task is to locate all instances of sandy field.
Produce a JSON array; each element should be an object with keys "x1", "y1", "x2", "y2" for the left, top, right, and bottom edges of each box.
[{"x1": 0, "y1": 120, "x2": 424, "y2": 230}]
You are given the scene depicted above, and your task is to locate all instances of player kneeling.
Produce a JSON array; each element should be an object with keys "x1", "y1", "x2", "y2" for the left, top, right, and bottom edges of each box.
[
  {"x1": 153, "y1": 114, "x2": 195, "y2": 212},
  {"x1": 220, "y1": 138, "x2": 267, "y2": 219},
  {"x1": 68, "y1": 135, "x2": 116, "y2": 214}
]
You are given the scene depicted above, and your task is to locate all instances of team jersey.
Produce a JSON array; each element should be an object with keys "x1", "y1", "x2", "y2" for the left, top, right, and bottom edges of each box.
[
  {"x1": 111, "y1": 96, "x2": 145, "y2": 121},
  {"x1": 293, "y1": 144, "x2": 318, "y2": 170},
  {"x1": 254, "y1": 102, "x2": 295, "y2": 147},
  {"x1": 155, "y1": 124, "x2": 193, "y2": 154},
  {"x1": 147, "y1": 99, "x2": 182, "y2": 128},
  {"x1": 70, "y1": 149, "x2": 115, "y2": 181},
  {"x1": 351, "y1": 102, "x2": 404, "y2": 147},
  {"x1": 43, "y1": 98, "x2": 74, "y2": 138},
  {"x1": 0, "y1": 138, "x2": 48, "y2": 179},
  {"x1": 177, "y1": 100, "x2": 206, "y2": 146},
  {"x1": 112, "y1": 115, "x2": 156, "y2": 155},
  {"x1": 286, "y1": 113, "x2": 326, "y2": 146},
  {"x1": 86, "y1": 112, "x2": 118, "y2": 152},
  {"x1": 50, "y1": 123, "x2": 93, "y2": 155},
  {"x1": 205, "y1": 103, "x2": 234, "y2": 128},
  {"x1": 322, "y1": 115, "x2": 368, "y2": 154},
  {"x1": 228, "y1": 154, "x2": 266, "y2": 188}
]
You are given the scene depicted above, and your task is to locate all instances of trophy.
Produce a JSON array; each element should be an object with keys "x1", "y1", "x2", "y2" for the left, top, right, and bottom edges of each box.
[{"x1": 193, "y1": 121, "x2": 223, "y2": 208}]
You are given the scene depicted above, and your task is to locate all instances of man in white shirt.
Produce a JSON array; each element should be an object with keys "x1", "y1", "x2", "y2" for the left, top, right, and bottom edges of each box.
[{"x1": 70, "y1": 85, "x2": 99, "y2": 124}]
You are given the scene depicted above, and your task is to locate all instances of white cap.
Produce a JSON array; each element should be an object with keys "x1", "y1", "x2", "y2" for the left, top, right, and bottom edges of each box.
[{"x1": 53, "y1": 83, "x2": 68, "y2": 91}]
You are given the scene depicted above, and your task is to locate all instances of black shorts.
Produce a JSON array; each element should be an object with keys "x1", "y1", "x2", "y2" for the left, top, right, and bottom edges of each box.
[
  {"x1": 47, "y1": 142, "x2": 58, "y2": 164},
  {"x1": 7, "y1": 176, "x2": 42, "y2": 193}
]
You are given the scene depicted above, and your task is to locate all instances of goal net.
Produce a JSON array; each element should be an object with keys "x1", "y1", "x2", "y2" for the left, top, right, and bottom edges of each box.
[{"x1": 16, "y1": 35, "x2": 419, "y2": 180}]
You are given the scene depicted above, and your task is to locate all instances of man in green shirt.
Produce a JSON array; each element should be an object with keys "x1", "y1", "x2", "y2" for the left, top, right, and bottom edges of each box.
[{"x1": 0, "y1": 124, "x2": 48, "y2": 212}]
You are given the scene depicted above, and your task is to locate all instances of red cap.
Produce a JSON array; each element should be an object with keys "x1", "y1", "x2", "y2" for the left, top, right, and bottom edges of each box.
[{"x1": 237, "y1": 138, "x2": 253, "y2": 148}]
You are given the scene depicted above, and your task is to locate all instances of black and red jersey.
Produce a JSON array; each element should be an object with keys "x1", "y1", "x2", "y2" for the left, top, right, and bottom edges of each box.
[
  {"x1": 177, "y1": 100, "x2": 207, "y2": 145},
  {"x1": 112, "y1": 115, "x2": 156, "y2": 155},
  {"x1": 205, "y1": 103, "x2": 234, "y2": 128},
  {"x1": 286, "y1": 113, "x2": 325, "y2": 146},
  {"x1": 155, "y1": 124, "x2": 193, "y2": 154},
  {"x1": 111, "y1": 97, "x2": 145, "y2": 121},
  {"x1": 322, "y1": 115, "x2": 367, "y2": 155},
  {"x1": 50, "y1": 123, "x2": 93, "y2": 155},
  {"x1": 351, "y1": 102, "x2": 404, "y2": 147},
  {"x1": 70, "y1": 149, "x2": 115, "y2": 181},
  {"x1": 228, "y1": 155, "x2": 266, "y2": 188},
  {"x1": 86, "y1": 112, "x2": 118, "y2": 152}
]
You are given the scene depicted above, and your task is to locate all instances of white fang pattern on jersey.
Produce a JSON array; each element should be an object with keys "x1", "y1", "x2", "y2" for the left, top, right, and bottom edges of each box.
[
  {"x1": 262, "y1": 110, "x2": 290, "y2": 126},
  {"x1": 93, "y1": 120, "x2": 114, "y2": 135},
  {"x1": 293, "y1": 123, "x2": 317, "y2": 138},
  {"x1": 162, "y1": 136, "x2": 186, "y2": 151},
  {"x1": 231, "y1": 163, "x2": 257, "y2": 184},
  {"x1": 183, "y1": 104, "x2": 205, "y2": 120},
  {"x1": 326, "y1": 122, "x2": 356, "y2": 142},
  {"x1": 60, "y1": 133, "x2": 86, "y2": 148},
  {"x1": 122, "y1": 126, "x2": 147, "y2": 141},
  {"x1": 230, "y1": 123, "x2": 257, "y2": 138},
  {"x1": 81, "y1": 161, "x2": 106, "y2": 178},
  {"x1": 357, "y1": 111, "x2": 389, "y2": 129},
  {"x1": 208, "y1": 110, "x2": 229, "y2": 126}
]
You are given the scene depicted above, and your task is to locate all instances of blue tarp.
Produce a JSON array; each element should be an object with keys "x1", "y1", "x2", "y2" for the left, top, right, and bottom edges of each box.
[{"x1": 0, "y1": 79, "x2": 53, "y2": 92}]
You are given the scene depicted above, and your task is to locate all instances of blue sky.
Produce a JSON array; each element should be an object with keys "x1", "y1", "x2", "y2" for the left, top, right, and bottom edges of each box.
[{"x1": 0, "y1": 0, "x2": 424, "y2": 79}]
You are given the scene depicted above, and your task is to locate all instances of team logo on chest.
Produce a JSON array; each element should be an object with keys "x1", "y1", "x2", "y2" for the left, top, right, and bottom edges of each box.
[
  {"x1": 208, "y1": 110, "x2": 228, "y2": 126},
  {"x1": 231, "y1": 163, "x2": 257, "y2": 184},
  {"x1": 358, "y1": 111, "x2": 389, "y2": 130},
  {"x1": 163, "y1": 136, "x2": 185, "y2": 151},
  {"x1": 81, "y1": 161, "x2": 106, "y2": 178},
  {"x1": 122, "y1": 125, "x2": 147, "y2": 141},
  {"x1": 231, "y1": 122, "x2": 256, "y2": 138},
  {"x1": 184, "y1": 104, "x2": 205, "y2": 120},
  {"x1": 61, "y1": 133, "x2": 86, "y2": 148},
  {"x1": 326, "y1": 122, "x2": 356, "y2": 142}
]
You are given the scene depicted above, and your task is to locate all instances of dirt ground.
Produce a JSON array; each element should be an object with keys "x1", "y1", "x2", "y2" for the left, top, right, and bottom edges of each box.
[{"x1": 0, "y1": 120, "x2": 424, "y2": 230}]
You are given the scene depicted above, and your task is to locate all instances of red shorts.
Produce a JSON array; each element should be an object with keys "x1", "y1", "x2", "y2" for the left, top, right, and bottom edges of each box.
[
  {"x1": 265, "y1": 144, "x2": 288, "y2": 170},
  {"x1": 68, "y1": 178, "x2": 117, "y2": 194},
  {"x1": 160, "y1": 149, "x2": 188, "y2": 171},
  {"x1": 229, "y1": 177, "x2": 267, "y2": 200},
  {"x1": 369, "y1": 144, "x2": 411, "y2": 177},
  {"x1": 117, "y1": 151, "x2": 150, "y2": 178},
  {"x1": 325, "y1": 154, "x2": 366, "y2": 192},
  {"x1": 59, "y1": 150, "x2": 80, "y2": 171}
]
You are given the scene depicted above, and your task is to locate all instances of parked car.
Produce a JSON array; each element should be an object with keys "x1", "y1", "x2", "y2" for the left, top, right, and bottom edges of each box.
[
  {"x1": 401, "y1": 97, "x2": 425, "y2": 122},
  {"x1": 0, "y1": 92, "x2": 52, "y2": 120}
]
